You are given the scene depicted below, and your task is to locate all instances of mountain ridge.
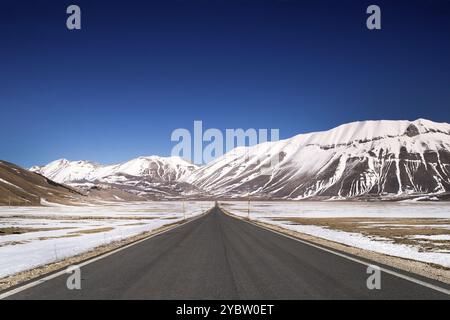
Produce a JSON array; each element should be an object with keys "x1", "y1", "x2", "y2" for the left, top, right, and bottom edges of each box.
[
  {"x1": 30, "y1": 119, "x2": 450, "y2": 201},
  {"x1": 183, "y1": 118, "x2": 450, "y2": 200},
  {"x1": 30, "y1": 156, "x2": 200, "y2": 200}
]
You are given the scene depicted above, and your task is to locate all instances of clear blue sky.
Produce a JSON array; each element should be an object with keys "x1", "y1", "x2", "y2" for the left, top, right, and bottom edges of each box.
[{"x1": 1, "y1": 0, "x2": 450, "y2": 167}]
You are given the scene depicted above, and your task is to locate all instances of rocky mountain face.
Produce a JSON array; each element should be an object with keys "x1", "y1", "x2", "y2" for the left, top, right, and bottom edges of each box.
[
  {"x1": 30, "y1": 156, "x2": 201, "y2": 200},
  {"x1": 29, "y1": 119, "x2": 450, "y2": 201},
  {"x1": 183, "y1": 119, "x2": 450, "y2": 200}
]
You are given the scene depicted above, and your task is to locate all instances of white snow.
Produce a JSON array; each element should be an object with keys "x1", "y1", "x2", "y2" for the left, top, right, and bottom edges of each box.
[
  {"x1": 30, "y1": 156, "x2": 198, "y2": 184},
  {"x1": 409, "y1": 235, "x2": 450, "y2": 241},
  {"x1": 222, "y1": 201, "x2": 450, "y2": 218},
  {"x1": 0, "y1": 201, "x2": 213, "y2": 278}
]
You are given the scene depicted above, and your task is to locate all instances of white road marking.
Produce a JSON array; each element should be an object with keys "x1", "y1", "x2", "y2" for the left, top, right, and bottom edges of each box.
[
  {"x1": 237, "y1": 214, "x2": 450, "y2": 296},
  {"x1": 3, "y1": 207, "x2": 448, "y2": 299},
  {"x1": 0, "y1": 211, "x2": 210, "y2": 299}
]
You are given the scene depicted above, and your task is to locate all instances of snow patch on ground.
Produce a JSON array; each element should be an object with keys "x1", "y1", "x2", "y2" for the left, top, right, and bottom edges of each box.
[
  {"x1": 409, "y1": 235, "x2": 450, "y2": 241},
  {"x1": 222, "y1": 201, "x2": 450, "y2": 218}
]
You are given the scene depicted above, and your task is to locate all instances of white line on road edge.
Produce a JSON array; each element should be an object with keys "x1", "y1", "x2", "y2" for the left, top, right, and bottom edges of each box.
[
  {"x1": 233, "y1": 213, "x2": 450, "y2": 296},
  {"x1": 0, "y1": 210, "x2": 210, "y2": 300}
]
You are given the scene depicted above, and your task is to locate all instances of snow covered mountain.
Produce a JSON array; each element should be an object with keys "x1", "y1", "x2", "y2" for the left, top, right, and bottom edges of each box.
[
  {"x1": 30, "y1": 119, "x2": 450, "y2": 201},
  {"x1": 30, "y1": 156, "x2": 200, "y2": 199},
  {"x1": 183, "y1": 119, "x2": 450, "y2": 200},
  {"x1": 31, "y1": 156, "x2": 197, "y2": 184}
]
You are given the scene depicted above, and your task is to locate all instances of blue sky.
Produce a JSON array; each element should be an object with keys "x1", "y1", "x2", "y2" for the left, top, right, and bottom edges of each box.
[{"x1": 1, "y1": 0, "x2": 450, "y2": 167}]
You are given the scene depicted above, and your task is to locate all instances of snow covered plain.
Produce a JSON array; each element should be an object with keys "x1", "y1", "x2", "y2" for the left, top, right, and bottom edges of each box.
[
  {"x1": 222, "y1": 201, "x2": 450, "y2": 268},
  {"x1": 0, "y1": 201, "x2": 213, "y2": 278}
]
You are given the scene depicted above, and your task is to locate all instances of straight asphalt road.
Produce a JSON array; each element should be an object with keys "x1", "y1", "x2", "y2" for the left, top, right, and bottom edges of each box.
[{"x1": 2, "y1": 206, "x2": 450, "y2": 299}]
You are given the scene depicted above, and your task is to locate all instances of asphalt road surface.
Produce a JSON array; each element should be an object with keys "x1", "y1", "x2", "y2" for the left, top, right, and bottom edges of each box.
[{"x1": 3, "y1": 206, "x2": 450, "y2": 299}]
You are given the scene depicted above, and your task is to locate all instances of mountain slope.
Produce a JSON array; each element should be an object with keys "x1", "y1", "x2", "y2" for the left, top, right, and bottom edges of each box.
[
  {"x1": 183, "y1": 119, "x2": 450, "y2": 200},
  {"x1": 0, "y1": 160, "x2": 83, "y2": 206},
  {"x1": 31, "y1": 156, "x2": 200, "y2": 199}
]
